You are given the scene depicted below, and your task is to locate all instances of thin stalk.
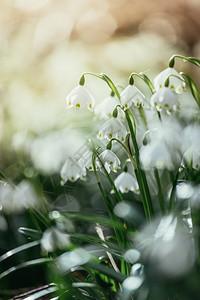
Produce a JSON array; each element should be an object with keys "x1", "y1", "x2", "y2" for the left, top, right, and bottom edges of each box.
[
  {"x1": 154, "y1": 168, "x2": 165, "y2": 215},
  {"x1": 125, "y1": 109, "x2": 154, "y2": 219},
  {"x1": 92, "y1": 154, "x2": 123, "y2": 247}
]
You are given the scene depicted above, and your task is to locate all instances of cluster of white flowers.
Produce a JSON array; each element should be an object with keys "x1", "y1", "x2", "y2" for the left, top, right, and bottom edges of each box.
[{"x1": 61, "y1": 64, "x2": 199, "y2": 196}]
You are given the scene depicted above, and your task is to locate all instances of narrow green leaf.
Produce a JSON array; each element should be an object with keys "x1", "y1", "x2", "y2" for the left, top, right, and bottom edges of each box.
[
  {"x1": 0, "y1": 240, "x2": 40, "y2": 262},
  {"x1": 18, "y1": 227, "x2": 42, "y2": 240},
  {"x1": 0, "y1": 258, "x2": 53, "y2": 280},
  {"x1": 23, "y1": 286, "x2": 57, "y2": 300}
]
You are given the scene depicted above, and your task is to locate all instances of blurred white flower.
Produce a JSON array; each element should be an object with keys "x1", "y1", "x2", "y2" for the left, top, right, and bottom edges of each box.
[
  {"x1": 98, "y1": 149, "x2": 121, "y2": 173},
  {"x1": 183, "y1": 124, "x2": 200, "y2": 153},
  {"x1": 112, "y1": 172, "x2": 139, "y2": 193},
  {"x1": 150, "y1": 87, "x2": 180, "y2": 114},
  {"x1": 0, "y1": 180, "x2": 39, "y2": 214},
  {"x1": 41, "y1": 228, "x2": 70, "y2": 252},
  {"x1": 60, "y1": 158, "x2": 86, "y2": 184},
  {"x1": 120, "y1": 85, "x2": 145, "y2": 109},
  {"x1": 78, "y1": 150, "x2": 99, "y2": 171},
  {"x1": 94, "y1": 95, "x2": 124, "y2": 120},
  {"x1": 136, "y1": 215, "x2": 195, "y2": 278},
  {"x1": 182, "y1": 149, "x2": 200, "y2": 170},
  {"x1": 154, "y1": 67, "x2": 186, "y2": 94},
  {"x1": 30, "y1": 129, "x2": 86, "y2": 175},
  {"x1": 66, "y1": 85, "x2": 95, "y2": 111},
  {"x1": 98, "y1": 118, "x2": 127, "y2": 142},
  {"x1": 140, "y1": 142, "x2": 174, "y2": 170}
]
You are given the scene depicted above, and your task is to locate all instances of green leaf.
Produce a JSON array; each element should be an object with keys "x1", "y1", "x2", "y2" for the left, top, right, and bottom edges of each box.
[
  {"x1": 0, "y1": 258, "x2": 53, "y2": 280},
  {"x1": 18, "y1": 227, "x2": 42, "y2": 240},
  {"x1": 180, "y1": 72, "x2": 200, "y2": 108},
  {"x1": 23, "y1": 285, "x2": 57, "y2": 300},
  {"x1": 0, "y1": 240, "x2": 40, "y2": 262}
]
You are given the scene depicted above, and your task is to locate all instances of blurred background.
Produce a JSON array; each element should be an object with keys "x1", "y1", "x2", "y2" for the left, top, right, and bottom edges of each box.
[
  {"x1": 1, "y1": 0, "x2": 200, "y2": 176},
  {"x1": 1, "y1": 0, "x2": 200, "y2": 294}
]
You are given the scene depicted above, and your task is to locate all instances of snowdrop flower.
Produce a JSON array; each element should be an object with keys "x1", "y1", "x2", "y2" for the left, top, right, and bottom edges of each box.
[
  {"x1": 78, "y1": 150, "x2": 99, "y2": 171},
  {"x1": 183, "y1": 124, "x2": 200, "y2": 153},
  {"x1": 120, "y1": 85, "x2": 145, "y2": 109},
  {"x1": 98, "y1": 149, "x2": 121, "y2": 173},
  {"x1": 140, "y1": 142, "x2": 174, "y2": 170},
  {"x1": 136, "y1": 215, "x2": 195, "y2": 278},
  {"x1": 0, "y1": 180, "x2": 39, "y2": 214},
  {"x1": 94, "y1": 95, "x2": 124, "y2": 121},
  {"x1": 60, "y1": 157, "x2": 86, "y2": 184},
  {"x1": 66, "y1": 85, "x2": 95, "y2": 111},
  {"x1": 111, "y1": 172, "x2": 139, "y2": 193},
  {"x1": 41, "y1": 228, "x2": 70, "y2": 252},
  {"x1": 154, "y1": 67, "x2": 186, "y2": 94},
  {"x1": 98, "y1": 118, "x2": 127, "y2": 142},
  {"x1": 150, "y1": 87, "x2": 180, "y2": 114},
  {"x1": 182, "y1": 149, "x2": 200, "y2": 170}
]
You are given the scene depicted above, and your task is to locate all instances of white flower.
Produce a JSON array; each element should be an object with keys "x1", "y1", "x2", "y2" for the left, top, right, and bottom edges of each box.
[
  {"x1": 112, "y1": 172, "x2": 139, "y2": 193},
  {"x1": 0, "y1": 180, "x2": 38, "y2": 214},
  {"x1": 182, "y1": 149, "x2": 200, "y2": 170},
  {"x1": 41, "y1": 228, "x2": 70, "y2": 252},
  {"x1": 140, "y1": 142, "x2": 174, "y2": 170},
  {"x1": 120, "y1": 85, "x2": 145, "y2": 109},
  {"x1": 94, "y1": 95, "x2": 124, "y2": 120},
  {"x1": 154, "y1": 67, "x2": 186, "y2": 94},
  {"x1": 150, "y1": 87, "x2": 180, "y2": 114},
  {"x1": 78, "y1": 150, "x2": 100, "y2": 171},
  {"x1": 183, "y1": 124, "x2": 200, "y2": 153},
  {"x1": 66, "y1": 85, "x2": 95, "y2": 111},
  {"x1": 98, "y1": 118, "x2": 127, "y2": 142},
  {"x1": 60, "y1": 157, "x2": 86, "y2": 184},
  {"x1": 98, "y1": 150, "x2": 121, "y2": 173}
]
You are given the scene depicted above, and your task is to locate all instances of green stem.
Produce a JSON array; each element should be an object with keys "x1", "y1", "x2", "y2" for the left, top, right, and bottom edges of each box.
[
  {"x1": 129, "y1": 72, "x2": 154, "y2": 94},
  {"x1": 125, "y1": 109, "x2": 154, "y2": 220},
  {"x1": 154, "y1": 168, "x2": 165, "y2": 215}
]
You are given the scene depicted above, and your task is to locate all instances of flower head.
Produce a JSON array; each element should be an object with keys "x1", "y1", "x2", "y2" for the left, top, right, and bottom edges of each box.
[
  {"x1": 66, "y1": 85, "x2": 95, "y2": 111},
  {"x1": 98, "y1": 150, "x2": 121, "y2": 173},
  {"x1": 150, "y1": 87, "x2": 180, "y2": 114},
  {"x1": 140, "y1": 142, "x2": 174, "y2": 170},
  {"x1": 120, "y1": 85, "x2": 145, "y2": 109},
  {"x1": 94, "y1": 95, "x2": 124, "y2": 120},
  {"x1": 154, "y1": 67, "x2": 186, "y2": 94},
  {"x1": 112, "y1": 172, "x2": 139, "y2": 193},
  {"x1": 98, "y1": 118, "x2": 127, "y2": 142},
  {"x1": 41, "y1": 228, "x2": 70, "y2": 252},
  {"x1": 60, "y1": 157, "x2": 86, "y2": 184}
]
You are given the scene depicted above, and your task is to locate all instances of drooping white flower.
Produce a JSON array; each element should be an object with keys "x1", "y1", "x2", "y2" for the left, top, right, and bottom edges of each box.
[
  {"x1": 98, "y1": 118, "x2": 127, "y2": 142},
  {"x1": 0, "y1": 180, "x2": 39, "y2": 214},
  {"x1": 120, "y1": 85, "x2": 145, "y2": 109},
  {"x1": 66, "y1": 85, "x2": 95, "y2": 111},
  {"x1": 150, "y1": 87, "x2": 180, "y2": 114},
  {"x1": 98, "y1": 150, "x2": 121, "y2": 173},
  {"x1": 94, "y1": 95, "x2": 124, "y2": 120},
  {"x1": 60, "y1": 157, "x2": 86, "y2": 184},
  {"x1": 136, "y1": 215, "x2": 195, "y2": 278},
  {"x1": 183, "y1": 124, "x2": 200, "y2": 153},
  {"x1": 112, "y1": 172, "x2": 139, "y2": 193},
  {"x1": 182, "y1": 149, "x2": 200, "y2": 170},
  {"x1": 41, "y1": 228, "x2": 70, "y2": 252},
  {"x1": 140, "y1": 142, "x2": 174, "y2": 170},
  {"x1": 154, "y1": 67, "x2": 186, "y2": 94},
  {"x1": 78, "y1": 150, "x2": 100, "y2": 171}
]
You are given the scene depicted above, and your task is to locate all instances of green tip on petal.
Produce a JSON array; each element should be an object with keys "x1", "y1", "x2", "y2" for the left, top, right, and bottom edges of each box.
[
  {"x1": 129, "y1": 76, "x2": 134, "y2": 85},
  {"x1": 112, "y1": 107, "x2": 118, "y2": 118},
  {"x1": 106, "y1": 140, "x2": 112, "y2": 150},
  {"x1": 164, "y1": 77, "x2": 170, "y2": 87},
  {"x1": 79, "y1": 75, "x2": 85, "y2": 86},
  {"x1": 169, "y1": 57, "x2": 175, "y2": 68},
  {"x1": 110, "y1": 90, "x2": 115, "y2": 97}
]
